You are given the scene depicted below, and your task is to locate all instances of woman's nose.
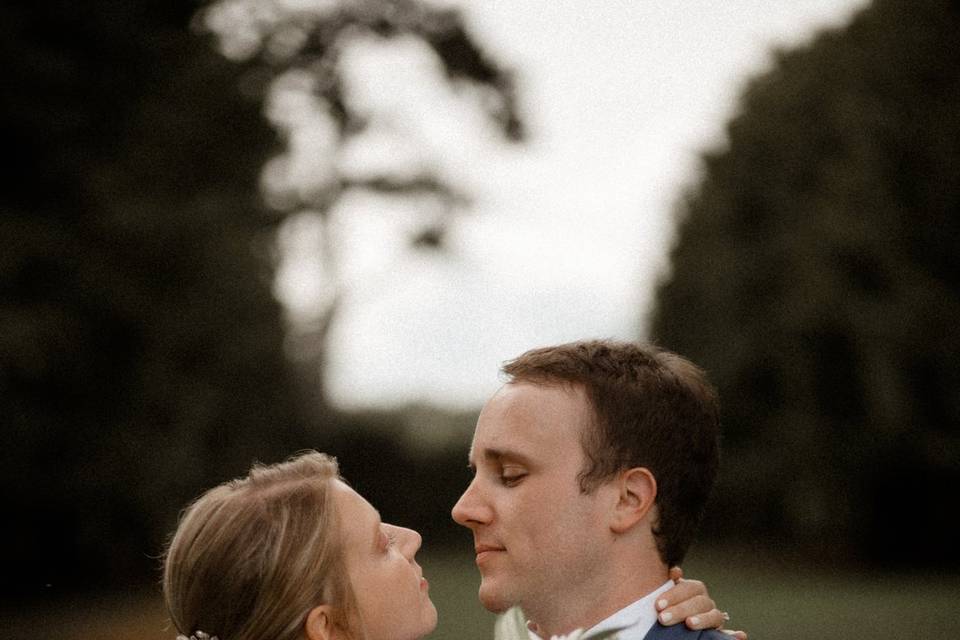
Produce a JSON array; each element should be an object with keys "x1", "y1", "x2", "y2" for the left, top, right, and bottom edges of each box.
[{"x1": 387, "y1": 524, "x2": 422, "y2": 559}]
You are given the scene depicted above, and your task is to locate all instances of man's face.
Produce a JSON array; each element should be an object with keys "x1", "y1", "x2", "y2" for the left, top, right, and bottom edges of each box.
[{"x1": 451, "y1": 381, "x2": 615, "y2": 615}]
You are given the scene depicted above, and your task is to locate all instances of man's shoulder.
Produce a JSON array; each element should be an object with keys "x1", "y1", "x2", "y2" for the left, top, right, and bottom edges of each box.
[{"x1": 640, "y1": 622, "x2": 730, "y2": 640}]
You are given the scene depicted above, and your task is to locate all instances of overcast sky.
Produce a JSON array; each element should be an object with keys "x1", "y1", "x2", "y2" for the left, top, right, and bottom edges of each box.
[{"x1": 269, "y1": 0, "x2": 868, "y2": 410}]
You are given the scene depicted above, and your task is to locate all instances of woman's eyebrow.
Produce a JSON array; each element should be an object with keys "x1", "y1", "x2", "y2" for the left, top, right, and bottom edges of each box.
[{"x1": 371, "y1": 510, "x2": 384, "y2": 549}]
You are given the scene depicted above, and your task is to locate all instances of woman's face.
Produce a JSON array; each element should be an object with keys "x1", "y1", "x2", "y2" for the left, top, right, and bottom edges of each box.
[{"x1": 333, "y1": 480, "x2": 437, "y2": 640}]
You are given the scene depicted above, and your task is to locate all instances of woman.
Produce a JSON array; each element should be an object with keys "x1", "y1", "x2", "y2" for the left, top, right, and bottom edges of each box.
[{"x1": 163, "y1": 451, "x2": 739, "y2": 640}]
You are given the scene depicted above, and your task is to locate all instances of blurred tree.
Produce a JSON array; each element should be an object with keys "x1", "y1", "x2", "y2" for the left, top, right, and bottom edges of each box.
[
  {"x1": 197, "y1": 0, "x2": 524, "y2": 398},
  {"x1": 1, "y1": 0, "x2": 521, "y2": 596},
  {"x1": 650, "y1": 0, "x2": 960, "y2": 566},
  {"x1": 196, "y1": 0, "x2": 525, "y2": 560},
  {"x1": 0, "y1": 0, "x2": 316, "y2": 595}
]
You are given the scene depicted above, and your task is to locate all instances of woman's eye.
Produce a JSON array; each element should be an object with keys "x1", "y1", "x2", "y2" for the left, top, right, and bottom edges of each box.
[
  {"x1": 379, "y1": 530, "x2": 393, "y2": 551},
  {"x1": 380, "y1": 528, "x2": 397, "y2": 552}
]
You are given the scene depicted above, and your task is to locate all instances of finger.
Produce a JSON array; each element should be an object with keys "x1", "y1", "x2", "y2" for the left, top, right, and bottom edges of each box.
[
  {"x1": 657, "y1": 594, "x2": 716, "y2": 626},
  {"x1": 656, "y1": 578, "x2": 709, "y2": 611},
  {"x1": 683, "y1": 607, "x2": 731, "y2": 631},
  {"x1": 669, "y1": 566, "x2": 684, "y2": 582},
  {"x1": 721, "y1": 630, "x2": 747, "y2": 640}
]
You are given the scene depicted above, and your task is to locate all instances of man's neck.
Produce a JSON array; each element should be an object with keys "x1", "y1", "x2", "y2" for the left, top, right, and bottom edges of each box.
[{"x1": 525, "y1": 564, "x2": 669, "y2": 639}]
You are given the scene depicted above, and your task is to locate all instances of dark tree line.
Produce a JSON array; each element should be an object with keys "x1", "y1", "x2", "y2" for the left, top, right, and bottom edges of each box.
[
  {"x1": 2, "y1": 0, "x2": 313, "y2": 596},
  {"x1": 1, "y1": 0, "x2": 519, "y2": 597},
  {"x1": 651, "y1": 0, "x2": 960, "y2": 567}
]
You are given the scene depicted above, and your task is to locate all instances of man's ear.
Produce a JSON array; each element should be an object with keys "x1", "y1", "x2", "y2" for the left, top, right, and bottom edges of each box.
[
  {"x1": 610, "y1": 467, "x2": 657, "y2": 534},
  {"x1": 305, "y1": 605, "x2": 338, "y2": 640}
]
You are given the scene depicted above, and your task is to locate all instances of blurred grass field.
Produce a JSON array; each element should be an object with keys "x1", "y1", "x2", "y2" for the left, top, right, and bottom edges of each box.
[{"x1": 4, "y1": 547, "x2": 958, "y2": 640}]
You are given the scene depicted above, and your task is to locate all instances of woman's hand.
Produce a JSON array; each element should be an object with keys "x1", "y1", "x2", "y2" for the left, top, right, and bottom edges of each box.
[{"x1": 655, "y1": 566, "x2": 747, "y2": 640}]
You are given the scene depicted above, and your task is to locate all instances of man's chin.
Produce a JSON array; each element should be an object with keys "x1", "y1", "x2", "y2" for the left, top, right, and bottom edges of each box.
[{"x1": 477, "y1": 581, "x2": 512, "y2": 614}]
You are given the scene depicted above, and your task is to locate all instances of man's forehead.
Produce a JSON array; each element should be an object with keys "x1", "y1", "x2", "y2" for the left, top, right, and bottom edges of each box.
[{"x1": 467, "y1": 381, "x2": 592, "y2": 463}]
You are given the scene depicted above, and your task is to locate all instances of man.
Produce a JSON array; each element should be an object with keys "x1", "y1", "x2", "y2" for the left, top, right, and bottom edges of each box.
[{"x1": 452, "y1": 340, "x2": 732, "y2": 639}]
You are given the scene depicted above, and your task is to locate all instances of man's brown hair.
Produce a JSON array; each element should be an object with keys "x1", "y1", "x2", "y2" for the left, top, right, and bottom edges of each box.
[{"x1": 502, "y1": 339, "x2": 720, "y2": 566}]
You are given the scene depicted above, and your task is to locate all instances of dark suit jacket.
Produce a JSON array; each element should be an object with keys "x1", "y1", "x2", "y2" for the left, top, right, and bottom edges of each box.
[{"x1": 642, "y1": 622, "x2": 731, "y2": 640}]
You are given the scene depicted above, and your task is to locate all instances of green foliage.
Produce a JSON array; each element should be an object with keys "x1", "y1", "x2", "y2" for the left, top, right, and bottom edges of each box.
[
  {"x1": 651, "y1": 0, "x2": 960, "y2": 566},
  {"x1": 1, "y1": 1, "x2": 313, "y2": 595},
  {"x1": 1, "y1": 0, "x2": 517, "y2": 597},
  {"x1": 6, "y1": 548, "x2": 960, "y2": 639},
  {"x1": 314, "y1": 404, "x2": 479, "y2": 545}
]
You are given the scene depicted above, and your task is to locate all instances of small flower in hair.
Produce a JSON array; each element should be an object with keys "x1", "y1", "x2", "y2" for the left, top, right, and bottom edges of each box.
[{"x1": 176, "y1": 631, "x2": 219, "y2": 640}]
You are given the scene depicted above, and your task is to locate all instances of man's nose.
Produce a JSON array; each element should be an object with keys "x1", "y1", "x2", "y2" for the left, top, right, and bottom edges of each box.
[{"x1": 451, "y1": 478, "x2": 491, "y2": 527}]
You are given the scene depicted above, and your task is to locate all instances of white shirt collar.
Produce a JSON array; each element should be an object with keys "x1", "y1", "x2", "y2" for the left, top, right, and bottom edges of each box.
[{"x1": 528, "y1": 580, "x2": 674, "y2": 640}]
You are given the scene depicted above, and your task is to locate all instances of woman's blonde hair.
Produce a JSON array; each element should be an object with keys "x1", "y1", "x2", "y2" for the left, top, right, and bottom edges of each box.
[{"x1": 163, "y1": 450, "x2": 356, "y2": 640}]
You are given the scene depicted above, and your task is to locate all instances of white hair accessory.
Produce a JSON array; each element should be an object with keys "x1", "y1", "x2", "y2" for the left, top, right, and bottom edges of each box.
[{"x1": 176, "y1": 631, "x2": 219, "y2": 640}]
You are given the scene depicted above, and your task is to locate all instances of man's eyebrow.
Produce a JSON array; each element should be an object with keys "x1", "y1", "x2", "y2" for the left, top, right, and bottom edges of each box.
[
  {"x1": 466, "y1": 447, "x2": 533, "y2": 469},
  {"x1": 482, "y1": 447, "x2": 533, "y2": 465}
]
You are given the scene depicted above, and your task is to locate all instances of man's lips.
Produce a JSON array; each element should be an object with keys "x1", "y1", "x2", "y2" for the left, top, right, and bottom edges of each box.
[{"x1": 474, "y1": 543, "x2": 505, "y2": 563}]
